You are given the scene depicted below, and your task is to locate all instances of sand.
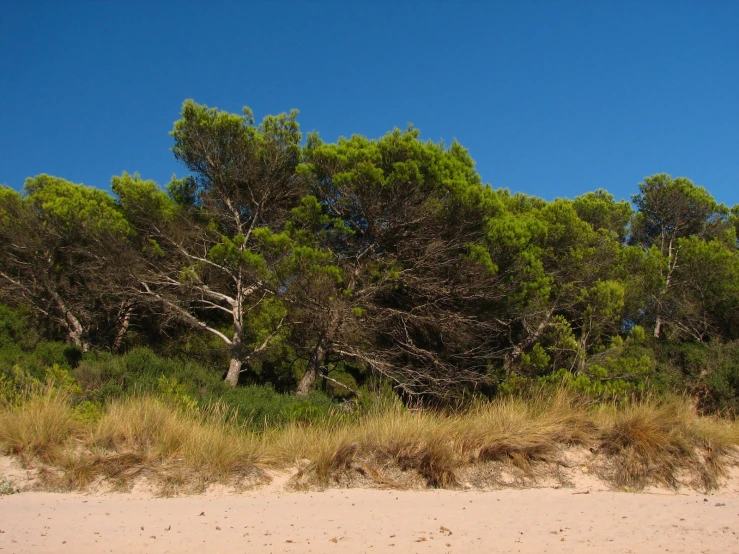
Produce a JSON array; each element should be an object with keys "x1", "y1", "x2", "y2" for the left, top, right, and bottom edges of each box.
[
  {"x1": 2, "y1": 481, "x2": 739, "y2": 554},
  {"x1": 2, "y1": 455, "x2": 739, "y2": 553}
]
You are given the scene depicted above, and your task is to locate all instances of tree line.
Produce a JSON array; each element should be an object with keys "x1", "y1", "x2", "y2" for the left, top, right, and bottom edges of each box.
[{"x1": 2, "y1": 100, "x2": 739, "y2": 403}]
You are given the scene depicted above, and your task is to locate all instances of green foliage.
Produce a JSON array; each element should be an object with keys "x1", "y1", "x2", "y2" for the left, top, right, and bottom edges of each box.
[
  {"x1": 0, "y1": 322, "x2": 87, "y2": 408},
  {"x1": 73, "y1": 347, "x2": 221, "y2": 401},
  {"x1": 0, "y1": 477, "x2": 16, "y2": 496},
  {"x1": 3, "y1": 98, "x2": 739, "y2": 414},
  {"x1": 0, "y1": 187, "x2": 23, "y2": 227},
  {"x1": 520, "y1": 343, "x2": 550, "y2": 371},
  {"x1": 465, "y1": 243, "x2": 498, "y2": 275},
  {"x1": 24, "y1": 174, "x2": 131, "y2": 236},
  {"x1": 0, "y1": 340, "x2": 78, "y2": 385},
  {"x1": 502, "y1": 326, "x2": 658, "y2": 400},
  {"x1": 171, "y1": 99, "x2": 302, "y2": 191},
  {"x1": 67, "y1": 345, "x2": 339, "y2": 427},
  {"x1": 112, "y1": 171, "x2": 177, "y2": 223},
  {"x1": 573, "y1": 189, "x2": 632, "y2": 241},
  {"x1": 0, "y1": 305, "x2": 38, "y2": 351},
  {"x1": 72, "y1": 400, "x2": 104, "y2": 423},
  {"x1": 166, "y1": 176, "x2": 199, "y2": 207},
  {"x1": 0, "y1": 372, "x2": 20, "y2": 406},
  {"x1": 287, "y1": 195, "x2": 351, "y2": 243},
  {"x1": 581, "y1": 280, "x2": 625, "y2": 323},
  {"x1": 208, "y1": 235, "x2": 269, "y2": 276},
  {"x1": 631, "y1": 174, "x2": 731, "y2": 250},
  {"x1": 156, "y1": 375, "x2": 199, "y2": 412},
  {"x1": 655, "y1": 340, "x2": 739, "y2": 414},
  {"x1": 45, "y1": 364, "x2": 82, "y2": 394},
  {"x1": 212, "y1": 385, "x2": 336, "y2": 427},
  {"x1": 703, "y1": 353, "x2": 739, "y2": 415}
]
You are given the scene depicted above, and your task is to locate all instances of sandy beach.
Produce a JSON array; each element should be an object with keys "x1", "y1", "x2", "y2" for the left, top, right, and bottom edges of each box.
[{"x1": 2, "y1": 481, "x2": 739, "y2": 554}]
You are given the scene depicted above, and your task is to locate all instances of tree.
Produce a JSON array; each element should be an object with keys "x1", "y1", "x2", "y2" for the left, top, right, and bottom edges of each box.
[
  {"x1": 301, "y1": 128, "x2": 507, "y2": 398},
  {"x1": 665, "y1": 237, "x2": 739, "y2": 341},
  {"x1": 0, "y1": 176, "x2": 132, "y2": 350},
  {"x1": 730, "y1": 205, "x2": 739, "y2": 247},
  {"x1": 115, "y1": 100, "x2": 304, "y2": 386},
  {"x1": 490, "y1": 194, "x2": 629, "y2": 376},
  {"x1": 630, "y1": 174, "x2": 732, "y2": 338},
  {"x1": 273, "y1": 210, "x2": 350, "y2": 395}
]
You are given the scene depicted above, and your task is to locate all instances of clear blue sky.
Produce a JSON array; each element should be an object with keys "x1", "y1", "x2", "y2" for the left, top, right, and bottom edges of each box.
[{"x1": 2, "y1": 1, "x2": 738, "y2": 205}]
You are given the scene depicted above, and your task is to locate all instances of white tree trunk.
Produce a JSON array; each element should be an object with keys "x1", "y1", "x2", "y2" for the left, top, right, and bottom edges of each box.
[
  {"x1": 112, "y1": 306, "x2": 132, "y2": 352},
  {"x1": 297, "y1": 341, "x2": 324, "y2": 396},
  {"x1": 225, "y1": 355, "x2": 242, "y2": 387}
]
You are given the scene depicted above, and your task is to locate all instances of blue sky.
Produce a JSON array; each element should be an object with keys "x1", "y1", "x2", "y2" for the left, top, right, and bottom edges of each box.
[{"x1": 1, "y1": 1, "x2": 738, "y2": 205}]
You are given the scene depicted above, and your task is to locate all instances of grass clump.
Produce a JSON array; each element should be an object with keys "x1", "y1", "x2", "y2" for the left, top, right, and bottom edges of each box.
[
  {"x1": 0, "y1": 386, "x2": 737, "y2": 494},
  {"x1": 455, "y1": 392, "x2": 595, "y2": 463},
  {"x1": 0, "y1": 387, "x2": 79, "y2": 462},
  {"x1": 88, "y1": 396, "x2": 265, "y2": 492},
  {"x1": 595, "y1": 397, "x2": 739, "y2": 491},
  {"x1": 0, "y1": 476, "x2": 16, "y2": 495},
  {"x1": 0, "y1": 393, "x2": 266, "y2": 494},
  {"x1": 284, "y1": 392, "x2": 595, "y2": 490}
]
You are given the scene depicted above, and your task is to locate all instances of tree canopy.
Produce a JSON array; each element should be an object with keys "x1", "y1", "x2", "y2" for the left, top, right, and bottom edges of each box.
[{"x1": 1, "y1": 100, "x2": 738, "y2": 407}]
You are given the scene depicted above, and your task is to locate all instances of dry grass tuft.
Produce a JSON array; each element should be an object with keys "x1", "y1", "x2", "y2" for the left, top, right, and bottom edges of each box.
[
  {"x1": 359, "y1": 408, "x2": 459, "y2": 488},
  {"x1": 37, "y1": 449, "x2": 149, "y2": 491},
  {"x1": 1, "y1": 389, "x2": 737, "y2": 494},
  {"x1": 595, "y1": 397, "x2": 738, "y2": 491},
  {"x1": 0, "y1": 388, "x2": 78, "y2": 462},
  {"x1": 455, "y1": 392, "x2": 594, "y2": 466},
  {"x1": 92, "y1": 396, "x2": 266, "y2": 490},
  {"x1": 284, "y1": 392, "x2": 597, "y2": 489},
  {"x1": 686, "y1": 416, "x2": 739, "y2": 491},
  {"x1": 1, "y1": 395, "x2": 266, "y2": 493}
]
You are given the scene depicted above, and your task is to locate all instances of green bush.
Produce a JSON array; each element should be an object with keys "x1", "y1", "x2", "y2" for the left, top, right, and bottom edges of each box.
[
  {"x1": 73, "y1": 347, "x2": 223, "y2": 401},
  {"x1": 704, "y1": 356, "x2": 739, "y2": 414},
  {"x1": 72, "y1": 400, "x2": 104, "y2": 423},
  {"x1": 0, "y1": 306, "x2": 80, "y2": 386},
  {"x1": 71, "y1": 346, "x2": 340, "y2": 427},
  {"x1": 499, "y1": 329, "x2": 659, "y2": 400},
  {"x1": 655, "y1": 340, "x2": 739, "y2": 414},
  {"x1": 0, "y1": 305, "x2": 39, "y2": 351},
  {"x1": 212, "y1": 385, "x2": 337, "y2": 428}
]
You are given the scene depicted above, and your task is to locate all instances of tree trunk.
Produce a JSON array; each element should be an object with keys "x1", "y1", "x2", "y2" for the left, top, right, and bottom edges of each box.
[
  {"x1": 112, "y1": 306, "x2": 132, "y2": 352},
  {"x1": 65, "y1": 310, "x2": 89, "y2": 352},
  {"x1": 654, "y1": 238, "x2": 676, "y2": 340},
  {"x1": 575, "y1": 329, "x2": 589, "y2": 374},
  {"x1": 297, "y1": 341, "x2": 324, "y2": 396},
  {"x1": 225, "y1": 355, "x2": 242, "y2": 387},
  {"x1": 653, "y1": 315, "x2": 663, "y2": 339},
  {"x1": 223, "y1": 326, "x2": 243, "y2": 387},
  {"x1": 68, "y1": 327, "x2": 89, "y2": 352},
  {"x1": 224, "y1": 284, "x2": 245, "y2": 387},
  {"x1": 504, "y1": 310, "x2": 552, "y2": 374},
  {"x1": 51, "y1": 290, "x2": 88, "y2": 352}
]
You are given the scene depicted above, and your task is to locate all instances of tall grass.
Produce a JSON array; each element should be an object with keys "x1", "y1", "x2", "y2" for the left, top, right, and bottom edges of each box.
[
  {"x1": 0, "y1": 389, "x2": 737, "y2": 494},
  {"x1": 595, "y1": 397, "x2": 739, "y2": 490},
  {"x1": 0, "y1": 387, "x2": 79, "y2": 462}
]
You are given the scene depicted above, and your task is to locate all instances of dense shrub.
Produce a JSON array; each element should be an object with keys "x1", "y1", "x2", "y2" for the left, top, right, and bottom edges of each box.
[
  {"x1": 655, "y1": 340, "x2": 739, "y2": 415},
  {"x1": 0, "y1": 305, "x2": 38, "y2": 351},
  {"x1": 212, "y1": 386, "x2": 337, "y2": 427},
  {"x1": 72, "y1": 346, "x2": 339, "y2": 427},
  {"x1": 0, "y1": 307, "x2": 83, "y2": 397},
  {"x1": 1, "y1": 300, "x2": 738, "y2": 419}
]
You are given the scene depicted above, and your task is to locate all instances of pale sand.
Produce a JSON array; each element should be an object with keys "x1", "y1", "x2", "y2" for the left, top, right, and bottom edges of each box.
[{"x1": 2, "y1": 484, "x2": 739, "y2": 554}]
